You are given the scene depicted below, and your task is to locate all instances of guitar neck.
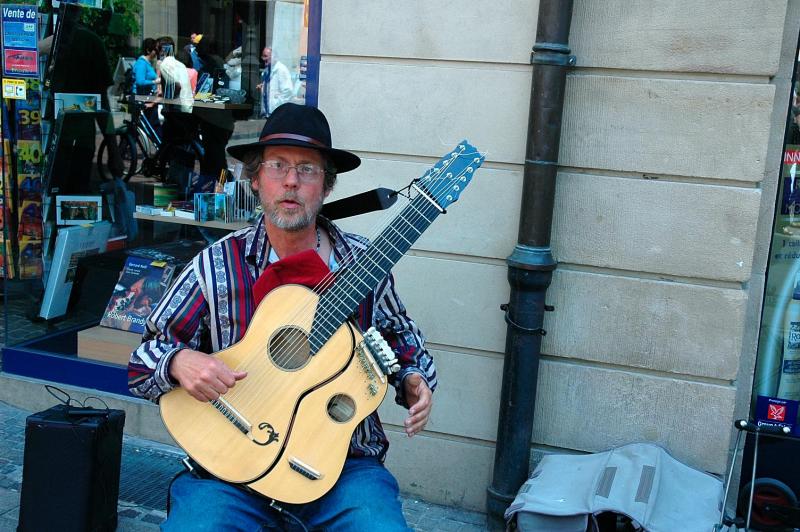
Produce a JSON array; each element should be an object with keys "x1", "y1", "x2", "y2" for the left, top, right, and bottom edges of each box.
[{"x1": 310, "y1": 194, "x2": 439, "y2": 352}]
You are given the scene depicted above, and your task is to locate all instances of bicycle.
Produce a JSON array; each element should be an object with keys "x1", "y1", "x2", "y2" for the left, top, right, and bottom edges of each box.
[{"x1": 97, "y1": 94, "x2": 203, "y2": 183}]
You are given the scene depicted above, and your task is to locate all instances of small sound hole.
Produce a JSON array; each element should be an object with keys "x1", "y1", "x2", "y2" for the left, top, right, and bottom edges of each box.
[
  {"x1": 327, "y1": 394, "x2": 356, "y2": 423},
  {"x1": 269, "y1": 326, "x2": 311, "y2": 370}
]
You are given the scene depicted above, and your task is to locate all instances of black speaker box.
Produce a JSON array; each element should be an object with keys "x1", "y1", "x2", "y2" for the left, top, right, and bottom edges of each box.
[{"x1": 17, "y1": 404, "x2": 126, "y2": 532}]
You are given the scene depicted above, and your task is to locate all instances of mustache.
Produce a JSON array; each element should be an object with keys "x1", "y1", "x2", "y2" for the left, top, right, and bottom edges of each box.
[{"x1": 275, "y1": 193, "x2": 305, "y2": 206}]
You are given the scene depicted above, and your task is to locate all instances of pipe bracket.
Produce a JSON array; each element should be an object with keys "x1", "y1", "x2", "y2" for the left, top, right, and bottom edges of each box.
[
  {"x1": 530, "y1": 42, "x2": 575, "y2": 66},
  {"x1": 500, "y1": 304, "x2": 546, "y2": 336}
]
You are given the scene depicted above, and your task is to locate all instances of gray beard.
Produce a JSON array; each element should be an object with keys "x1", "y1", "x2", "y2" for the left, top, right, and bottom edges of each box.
[
  {"x1": 267, "y1": 208, "x2": 316, "y2": 231},
  {"x1": 265, "y1": 192, "x2": 324, "y2": 232}
]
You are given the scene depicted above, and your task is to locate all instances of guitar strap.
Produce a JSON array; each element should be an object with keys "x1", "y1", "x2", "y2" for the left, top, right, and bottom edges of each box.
[{"x1": 319, "y1": 187, "x2": 396, "y2": 221}]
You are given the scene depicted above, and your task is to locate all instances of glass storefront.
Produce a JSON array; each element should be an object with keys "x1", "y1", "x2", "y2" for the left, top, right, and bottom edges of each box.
[
  {"x1": 0, "y1": 0, "x2": 319, "y2": 391},
  {"x1": 752, "y1": 43, "x2": 800, "y2": 427}
]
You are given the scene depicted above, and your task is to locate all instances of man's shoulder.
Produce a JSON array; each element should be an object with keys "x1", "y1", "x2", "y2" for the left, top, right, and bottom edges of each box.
[
  {"x1": 339, "y1": 230, "x2": 370, "y2": 251},
  {"x1": 197, "y1": 224, "x2": 256, "y2": 260}
]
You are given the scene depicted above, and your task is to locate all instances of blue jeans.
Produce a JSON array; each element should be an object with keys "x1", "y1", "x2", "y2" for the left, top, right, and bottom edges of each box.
[{"x1": 162, "y1": 456, "x2": 410, "y2": 531}]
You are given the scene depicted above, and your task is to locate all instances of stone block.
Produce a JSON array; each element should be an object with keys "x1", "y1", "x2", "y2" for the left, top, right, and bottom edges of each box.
[
  {"x1": 391, "y1": 255, "x2": 508, "y2": 353},
  {"x1": 543, "y1": 269, "x2": 747, "y2": 380},
  {"x1": 532, "y1": 360, "x2": 736, "y2": 474},
  {"x1": 384, "y1": 428, "x2": 494, "y2": 511},
  {"x1": 560, "y1": 76, "x2": 774, "y2": 182},
  {"x1": 379, "y1": 348, "x2": 503, "y2": 442},
  {"x1": 330, "y1": 157, "x2": 521, "y2": 260},
  {"x1": 551, "y1": 172, "x2": 761, "y2": 282}
]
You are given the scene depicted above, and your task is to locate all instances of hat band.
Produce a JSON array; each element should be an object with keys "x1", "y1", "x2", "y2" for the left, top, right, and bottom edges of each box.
[{"x1": 259, "y1": 133, "x2": 327, "y2": 148}]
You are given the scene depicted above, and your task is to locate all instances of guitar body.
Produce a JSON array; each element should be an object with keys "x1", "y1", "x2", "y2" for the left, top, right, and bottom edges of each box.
[
  {"x1": 248, "y1": 346, "x2": 388, "y2": 503},
  {"x1": 160, "y1": 284, "x2": 388, "y2": 492}
]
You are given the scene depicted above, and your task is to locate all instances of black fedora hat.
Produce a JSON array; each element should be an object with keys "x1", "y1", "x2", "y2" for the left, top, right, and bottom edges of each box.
[{"x1": 227, "y1": 103, "x2": 361, "y2": 173}]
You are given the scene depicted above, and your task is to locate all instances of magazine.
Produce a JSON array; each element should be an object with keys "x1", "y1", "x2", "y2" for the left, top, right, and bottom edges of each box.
[
  {"x1": 53, "y1": 92, "x2": 101, "y2": 116},
  {"x1": 99, "y1": 256, "x2": 176, "y2": 334},
  {"x1": 39, "y1": 221, "x2": 112, "y2": 319}
]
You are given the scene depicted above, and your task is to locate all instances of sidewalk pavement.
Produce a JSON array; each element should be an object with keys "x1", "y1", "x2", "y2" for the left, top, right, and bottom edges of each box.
[{"x1": 0, "y1": 400, "x2": 488, "y2": 531}]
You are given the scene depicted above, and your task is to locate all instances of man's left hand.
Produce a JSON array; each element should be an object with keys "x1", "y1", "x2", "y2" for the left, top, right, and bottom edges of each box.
[{"x1": 403, "y1": 373, "x2": 432, "y2": 438}]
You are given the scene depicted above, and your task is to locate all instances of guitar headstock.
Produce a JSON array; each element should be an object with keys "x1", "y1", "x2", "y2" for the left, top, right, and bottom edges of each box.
[{"x1": 417, "y1": 141, "x2": 484, "y2": 210}]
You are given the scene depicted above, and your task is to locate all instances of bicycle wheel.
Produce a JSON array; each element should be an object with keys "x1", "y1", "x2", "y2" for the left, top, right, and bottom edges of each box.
[{"x1": 97, "y1": 134, "x2": 137, "y2": 181}]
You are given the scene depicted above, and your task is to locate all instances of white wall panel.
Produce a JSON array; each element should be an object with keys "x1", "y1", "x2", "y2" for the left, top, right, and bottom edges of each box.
[
  {"x1": 329, "y1": 157, "x2": 521, "y2": 260},
  {"x1": 533, "y1": 360, "x2": 735, "y2": 473},
  {"x1": 391, "y1": 255, "x2": 508, "y2": 353},
  {"x1": 379, "y1": 349, "x2": 503, "y2": 442},
  {"x1": 551, "y1": 172, "x2": 761, "y2": 281},
  {"x1": 559, "y1": 76, "x2": 774, "y2": 181},
  {"x1": 543, "y1": 269, "x2": 747, "y2": 379},
  {"x1": 321, "y1": 0, "x2": 785, "y2": 76}
]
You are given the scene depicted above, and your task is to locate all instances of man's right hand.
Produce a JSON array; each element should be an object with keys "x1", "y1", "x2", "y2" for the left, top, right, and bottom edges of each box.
[{"x1": 169, "y1": 349, "x2": 247, "y2": 402}]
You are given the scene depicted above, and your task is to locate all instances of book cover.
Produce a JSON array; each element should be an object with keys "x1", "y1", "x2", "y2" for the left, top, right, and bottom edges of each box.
[
  {"x1": 99, "y1": 256, "x2": 176, "y2": 334},
  {"x1": 39, "y1": 221, "x2": 112, "y2": 319}
]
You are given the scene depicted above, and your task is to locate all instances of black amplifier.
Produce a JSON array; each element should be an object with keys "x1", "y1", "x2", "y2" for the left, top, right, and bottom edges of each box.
[{"x1": 17, "y1": 404, "x2": 126, "y2": 531}]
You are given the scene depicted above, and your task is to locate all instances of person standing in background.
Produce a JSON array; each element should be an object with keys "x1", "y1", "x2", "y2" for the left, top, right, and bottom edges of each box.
[
  {"x1": 257, "y1": 47, "x2": 293, "y2": 118},
  {"x1": 133, "y1": 38, "x2": 160, "y2": 96},
  {"x1": 193, "y1": 37, "x2": 234, "y2": 181},
  {"x1": 183, "y1": 33, "x2": 204, "y2": 72}
]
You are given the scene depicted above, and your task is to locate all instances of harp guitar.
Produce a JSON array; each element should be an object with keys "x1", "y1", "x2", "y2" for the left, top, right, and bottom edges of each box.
[{"x1": 159, "y1": 141, "x2": 484, "y2": 503}]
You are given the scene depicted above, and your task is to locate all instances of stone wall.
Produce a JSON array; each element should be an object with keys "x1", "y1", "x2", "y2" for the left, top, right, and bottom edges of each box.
[{"x1": 319, "y1": 0, "x2": 792, "y2": 510}]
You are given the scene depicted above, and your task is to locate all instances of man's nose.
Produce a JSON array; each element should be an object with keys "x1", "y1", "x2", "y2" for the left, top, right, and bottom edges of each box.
[{"x1": 282, "y1": 166, "x2": 301, "y2": 187}]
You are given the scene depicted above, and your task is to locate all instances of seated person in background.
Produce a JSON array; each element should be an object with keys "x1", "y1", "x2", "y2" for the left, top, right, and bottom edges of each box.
[
  {"x1": 193, "y1": 37, "x2": 233, "y2": 181},
  {"x1": 157, "y1": 36, "x2": 193, "y2": 112}
]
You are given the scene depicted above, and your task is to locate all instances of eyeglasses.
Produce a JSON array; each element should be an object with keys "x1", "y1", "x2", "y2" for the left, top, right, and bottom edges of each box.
[{"x1": 259, "y1": 160, "x2": 323, "y2": 183}]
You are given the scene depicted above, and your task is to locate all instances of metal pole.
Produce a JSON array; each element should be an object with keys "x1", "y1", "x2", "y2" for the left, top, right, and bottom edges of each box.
[
  {"x1": 486, "y1": 0, "x2": 575, "y2": 529},
  {"x1": 243, "y1": 1, "x2": 261, "y2": 120}
]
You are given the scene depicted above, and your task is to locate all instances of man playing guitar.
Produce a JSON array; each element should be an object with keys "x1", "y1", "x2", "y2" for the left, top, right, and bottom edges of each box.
[{"x1": 128, "y1": 103, "x2": 435, "y2": 530}]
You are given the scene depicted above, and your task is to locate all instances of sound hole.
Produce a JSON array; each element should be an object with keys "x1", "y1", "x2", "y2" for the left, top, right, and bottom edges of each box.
[
  {"x1": 269, "y1": 326, "x2": 311, "y2": 370},
  {"x1": 327, "y1": 394, "x2": 356, "y2": 423}
]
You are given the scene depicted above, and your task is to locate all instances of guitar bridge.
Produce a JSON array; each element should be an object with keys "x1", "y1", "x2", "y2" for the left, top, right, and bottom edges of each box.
[
  {"x1": 210, "y1": 397, "x2": 252, "y2": 435},
  {"x1": 288, "y1": 456, "x2": 323, "y2": 480}
]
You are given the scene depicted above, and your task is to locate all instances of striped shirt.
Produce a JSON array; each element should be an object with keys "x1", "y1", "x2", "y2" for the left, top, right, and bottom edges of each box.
[{"x1": 128, "y1": 214, "x2": 437, "y2": 458}]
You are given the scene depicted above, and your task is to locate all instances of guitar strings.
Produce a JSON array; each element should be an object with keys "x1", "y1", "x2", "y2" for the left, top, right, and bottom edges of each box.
[
  {"x1": 244, "y1": 148, "x2": 472, "y2": 383},
  {"x1": 219, "y1": 159, "x2": 454, "y2": 413},
  {"x1": 196, "y1": 152, "x2": 479, "y2": 452},
  {"x1": 220, "y1": 147, "x2": 483, "y2": 425},
  {"x1": 206, "y1": 148, "x2": 477, "y2": 437},
  {"x1": 223, "y1": 147, "x2": 480, "y2": 416}
]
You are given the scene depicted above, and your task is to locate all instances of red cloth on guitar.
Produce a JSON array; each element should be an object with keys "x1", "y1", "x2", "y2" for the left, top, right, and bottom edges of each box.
[{"x1": 252, "y1": 249, "x2": 331, "y2": 306}]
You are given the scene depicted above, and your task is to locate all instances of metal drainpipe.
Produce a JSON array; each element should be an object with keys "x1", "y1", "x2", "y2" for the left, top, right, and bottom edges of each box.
[{"x1": 486, "y1": 0, "x2": 575, "y2": 529}]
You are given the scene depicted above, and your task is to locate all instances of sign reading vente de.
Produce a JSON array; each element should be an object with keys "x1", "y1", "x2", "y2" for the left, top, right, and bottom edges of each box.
[{"x1": 1, "y1": 5, "x2": 38, "y2": 78}]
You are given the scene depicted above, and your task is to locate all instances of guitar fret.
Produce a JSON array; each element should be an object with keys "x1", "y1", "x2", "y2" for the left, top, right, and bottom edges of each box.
[
  {"x1": 386, "y1": 224, "x2": 413, "y2": 246},
  {"x1": 396, "y1": 213, "x2": 424, "y2": 236},
  {"x1": 404, "y1": 202, "x2": 435, "y2": 225}
]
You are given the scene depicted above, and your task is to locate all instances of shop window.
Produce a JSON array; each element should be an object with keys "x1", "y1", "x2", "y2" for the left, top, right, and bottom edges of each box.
[{"x1": 0, "y1": 0, "x2": 321, "y2": 385}]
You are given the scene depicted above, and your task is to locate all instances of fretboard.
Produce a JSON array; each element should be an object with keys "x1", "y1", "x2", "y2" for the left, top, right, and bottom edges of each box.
[{"x1": 309, "y1": 194, "x2": 439, "y2": 353}]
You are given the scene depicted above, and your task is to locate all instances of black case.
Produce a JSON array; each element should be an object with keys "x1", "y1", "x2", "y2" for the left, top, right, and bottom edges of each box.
[{"x1": 17, "y1": 404, "x2": 126, "y2": 532}]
